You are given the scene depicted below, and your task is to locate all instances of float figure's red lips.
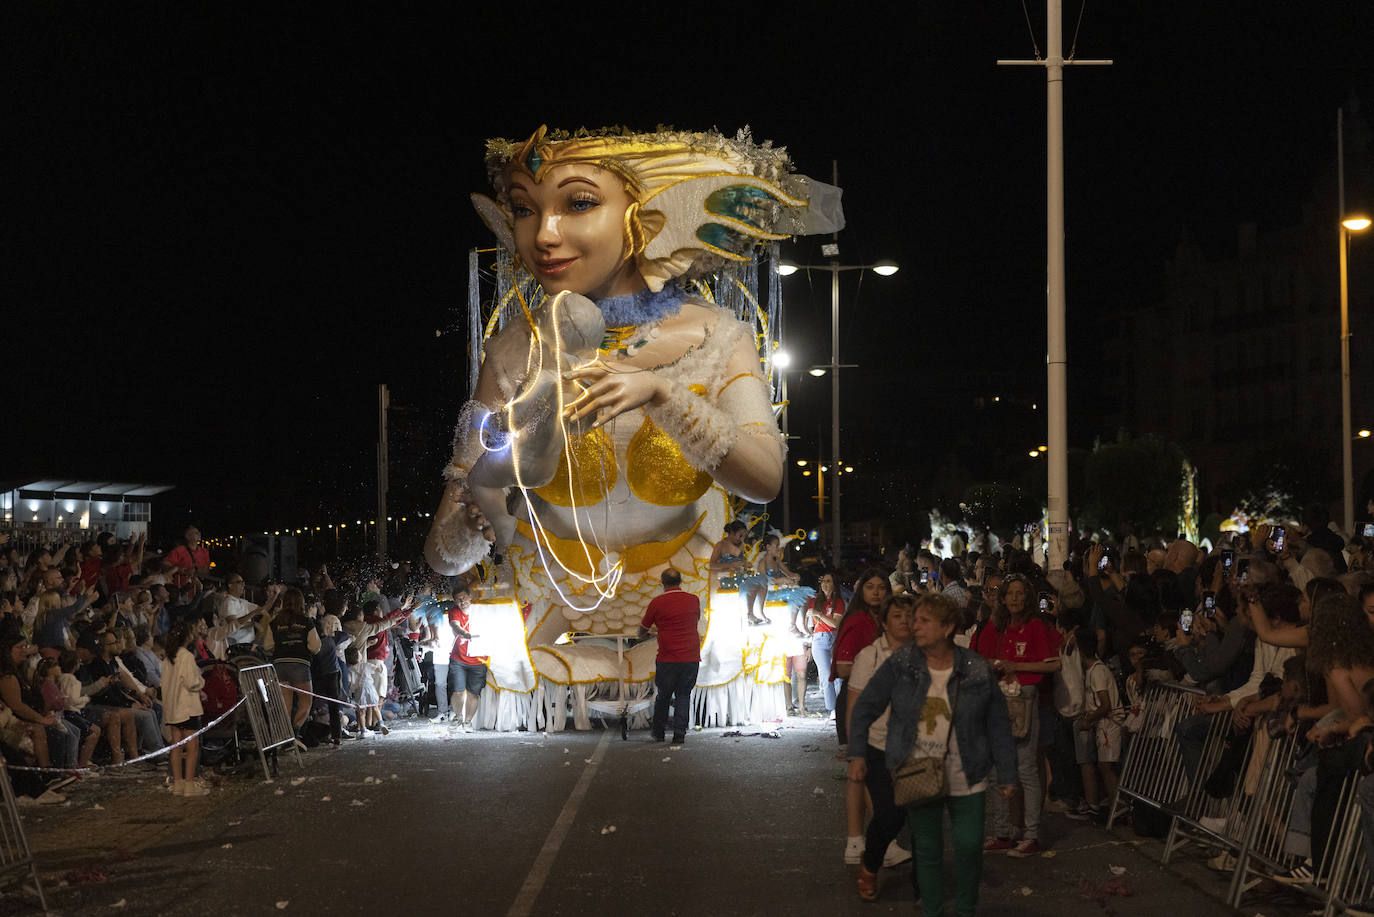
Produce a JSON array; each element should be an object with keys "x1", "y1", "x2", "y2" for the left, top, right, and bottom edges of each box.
[{"x1": 535, "y1": 257, "x2": 579, "y2": 275}]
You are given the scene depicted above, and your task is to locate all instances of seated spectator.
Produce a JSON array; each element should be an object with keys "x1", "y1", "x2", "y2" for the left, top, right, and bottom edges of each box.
[
  {"x1": 34, "y1": 657, "x2": 101, "y2": 767},
  {"x1": 77, "y1": 631, "x2": 164, "y2": 756}
]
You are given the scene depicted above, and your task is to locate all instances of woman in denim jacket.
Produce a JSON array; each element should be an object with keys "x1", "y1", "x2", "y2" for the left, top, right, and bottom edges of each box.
[{"x1": 848, "y1": 593, "x2": 1018, "y2": 917}]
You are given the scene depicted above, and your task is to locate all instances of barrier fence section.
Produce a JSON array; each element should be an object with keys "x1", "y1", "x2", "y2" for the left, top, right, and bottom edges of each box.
[
  {"x1": 237, "y1": 664, "x2": 303, "y2": 781},
  {"x1": 1161, "y1": 701, "x2": 1254, "y2": 863},
  {"x1": 1318, "y1": 773, "x2": 1374, "y2": 917},
  {"x1": 0, "y1": 758, "x2": 47, "y2": 912},
  {"x1": 1109, "y1": 681, "x2": 1199, "y2": 828}
]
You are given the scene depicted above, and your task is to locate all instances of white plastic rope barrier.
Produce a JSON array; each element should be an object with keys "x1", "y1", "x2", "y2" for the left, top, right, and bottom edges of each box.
[{"x1": 6, "y1": 698, "x2": 247, "y2": 775}]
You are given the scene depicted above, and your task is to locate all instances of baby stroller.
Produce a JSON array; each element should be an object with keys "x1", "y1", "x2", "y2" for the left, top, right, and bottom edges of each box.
[
  {"x1": 389, "y1": 630, "x2": 424, "y2": 717},
  {"x1": 198, "y1": 658, "x2": 245, "y2": 768}
]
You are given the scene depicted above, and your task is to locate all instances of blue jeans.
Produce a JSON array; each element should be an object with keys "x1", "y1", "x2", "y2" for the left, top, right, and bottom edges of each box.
[
  {"x1": 652, "y1": 661, "x2": 699, "y2": 738},
  {"x1": 432, "y1": 662, "x2": 450, "y2": 715},
  {"x1": 132, "y1": 706, "x2": 164, "y2": 754},
  {"x1": 989, "y1": 683, "x2": 1042, "y2": 841},
  {"x1": 46, "y1": 719, "x2": 79, "y2": 769},
  {"x1": 811, "y1": 630, "x2": 840, "y2": 713}
]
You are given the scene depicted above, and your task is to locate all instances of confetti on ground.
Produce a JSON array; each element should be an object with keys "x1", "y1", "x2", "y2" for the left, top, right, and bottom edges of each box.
[
  {"x1": 273, "y1": 789, "x2": 284, "y2": 796},
  {"x1": 228, "y1": 820, "x2": 242, "y2": 827},
  {"x1": 812, "y1": 787, "x2": 825, "y2": 796},
  {"x1": 91, "y1": 804, "x2": 104, "y2": 810},
  {"x1": 367, "y1": 750, "x2": 376, "y2": 756},
  {"x1": 661, "y1": 757, "x2": 671, "y2": 762},
  {"x1": 111, "y1": 899, "x2": 127, "y2": 909},
  {"x1": 350, "y1": 799, "x2": 366, "y2": 807},
  {"x1": 221, "y1": 843, "x2": 233, "y2": 849},
  {"x1": 390, "y1": 774, "x2": 398, "y2": 780},
  {"x1": 320, "y1": 796, "x2": 331, "y2": 802},
  {"x1": 600, "y1": 825, "x2": 617, "y2": 835},
  {"x1": 1018, "y1": 887, "x2": 1033, "y2": 896},
  {"x1": 1041, "y1": 850, "x2": 1057, "y2": 858},
  {"x1": 1109, "y1": 865, "x2": 1127, "y2": 876},
  {"x1": 290, "y1": 777, "x2": 306, "y2": 786},
  {"x1": 563, "y1": 761, "x2": 571, "y2": 766},
  {"x1": 584, "y1": 758, "x2": 592, "y2": 763},
  {"x1": 276, "y1": 901, "x2": 290, "y2": 910}
]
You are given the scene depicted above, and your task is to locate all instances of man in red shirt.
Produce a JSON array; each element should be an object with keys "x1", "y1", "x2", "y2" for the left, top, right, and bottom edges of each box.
[
  {"x1": 638, "y1": 568, "x2": 702, "y2": 744},
  {"x1": 448, "y1": 591, "x2": 487, "y2": 733},
  {"x1": 165, "y1": 526, "x2": 210, "y2": 588}
]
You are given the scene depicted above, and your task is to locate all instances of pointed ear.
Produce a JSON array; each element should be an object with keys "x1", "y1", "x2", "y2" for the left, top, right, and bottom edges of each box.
[{"x1": 471, "y1": 193, "x2": 515, "y2": 251}]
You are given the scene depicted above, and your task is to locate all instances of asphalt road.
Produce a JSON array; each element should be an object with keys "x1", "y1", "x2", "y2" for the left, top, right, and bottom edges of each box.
[{"x1": 6, "y1": 712, "x2": 1322, "y2": 917}]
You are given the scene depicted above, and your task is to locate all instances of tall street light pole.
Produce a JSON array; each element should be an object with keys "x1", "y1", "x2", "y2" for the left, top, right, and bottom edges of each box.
[
  {"x1": 1338, "y1": 106, "x2": 1372, "y2": 534},
  {"x1": 779, "y1": 249, "x2": 897, "y2": 567},
  {"x1": 1000, "y1": 0, "x2": 1110, "y2": 570}
]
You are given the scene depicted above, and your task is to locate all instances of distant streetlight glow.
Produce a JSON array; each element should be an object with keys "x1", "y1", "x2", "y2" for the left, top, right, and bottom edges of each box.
[
  {"x1": 1038, "y1": 445, "x2": 1048, "y2": 452},
  {"x1": 844, "y1": 466, "x2": 854, "y2": 473},
  {"x1": 1359, "y1": 429, "x2": 1372, "y2": 439},
  {"x1": 776, "y1": 261, "x2": 799, "y2": 276},
  {"x1": 796, "y1": 459, "x2": 808, "y2": 467},
  {"x1": 808, "y1": 367, "x2": 827, "y2": 377},
  {"x1": 1343, "y1": 215, "x2": 1372, "y2": 232},
  {"x1": 1029, "y1": 450, "x2": 1041, "y2": 458},
  {"x1": 771, "y1": 349, "x2": 793, "y2": 370},
  {"x1": 871, "y1": 261, "x2": 899, "y2": 276}
]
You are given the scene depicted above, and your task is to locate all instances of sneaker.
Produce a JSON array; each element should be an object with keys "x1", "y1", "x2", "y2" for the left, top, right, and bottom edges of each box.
[
  {"x1": 181, "y1": 782, "x2": 210, "y2": 798},
  {"x1": 1066, "y1": 803, "x2": 1100, "y2": 822},
  {"x1": 1272, "y1": 862, "x2": 1314, "y2": 886},
  {"x1": 378, "y1": 724, "x2": 391, "y2": 736},
  {"x1": 1206, "y1": 851, "x2": 1237, "y2": 872},
  {"x1": 1006, "y1": 839, "x2": 1042, "y2": 858},
  {"x1": 882, "y1": 840, "x2": 912, "y2": 868},
  {"x1": 844, "y1": 836, "x2": 864, "y2": 865},
  {"x1": 856, "y1": 865, "x2": 879, "y2": 902},
  {"x1": 429, "y1": 712, "x2": 449, "y2": 724},
  {"x1": 670, "y1": 733, "x2": 685, "y2": 745},
  {"x1": 984, "y1": 837, "x2": 1016, "y2": 852},
  {"x1": 1198, "y1": 815, "x2": 1229, "y2": 835},
  {"x1": 1044, "y1": 798, "x2": 1071, "y2": 814}
]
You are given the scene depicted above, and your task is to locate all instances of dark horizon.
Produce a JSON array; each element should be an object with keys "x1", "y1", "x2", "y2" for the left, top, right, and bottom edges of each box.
[{"x1": 9, "y1": 3, "x2": 1374, "y2": 544}]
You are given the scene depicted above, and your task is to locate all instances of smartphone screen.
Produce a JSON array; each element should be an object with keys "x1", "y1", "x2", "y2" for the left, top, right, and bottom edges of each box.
[
  {"x1": 1362, "y1": 522, "x2": 1374, "y2": 539},
  {"x1": 1221, "y1": 550, "x2": 1235, "y2": 572},
  {"x1": 1203, "y1": 591, "x2": 1216, "y2": 612},
  {"x1": 1272, "y1": 525, "x2": 1286, "y2": 553},
  {"x1": 1180, "y1": 611, "x2": 1194, "y2": 633},
  {"x1": 1238, "y1": 558, "x2": 1250, "y2": 583},
  {"x1": 1038, "y1": 591, "x2": 1051, "y2": 612},
  {"x1": 918, "y1": 569, "x2": 929, "y2": 585},
  {"x1": 1098, "y1": 554, "x2": 1110, "y2": 572}
]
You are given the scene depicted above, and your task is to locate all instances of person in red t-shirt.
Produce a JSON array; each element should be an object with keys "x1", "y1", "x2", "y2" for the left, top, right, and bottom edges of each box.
[
  {"x1": 973, "y1": 573, "x2": 1062, "y2": 857},
  {"x1": 638, "y1": 569, "x2": 702, "y2": 744},
  {"x1": 830, "y1": 568, "x2": 892, "y2": 861},
  {"x1": 805, "y1": 573, "x2": 847, "y2": 715},
  {"x1": 165, "y1": 526, "x2": 210, "y2": 588},
  {"x1": 448, "y1": 594, "x2": 487, "y2": 732},
  {"x1": 78, "y1": 542, "x2": 104, "y2": 591}
]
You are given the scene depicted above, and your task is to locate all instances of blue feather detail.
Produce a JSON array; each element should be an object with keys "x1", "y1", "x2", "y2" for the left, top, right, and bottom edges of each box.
[{"x1": 705, "y1": 185, "x2": 778, "y2": 230}]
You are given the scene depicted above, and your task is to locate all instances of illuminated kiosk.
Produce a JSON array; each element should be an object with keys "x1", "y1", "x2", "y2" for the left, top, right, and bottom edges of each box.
[{"x1": 426, "y1": 126, "x2": 842, "y2": 732}]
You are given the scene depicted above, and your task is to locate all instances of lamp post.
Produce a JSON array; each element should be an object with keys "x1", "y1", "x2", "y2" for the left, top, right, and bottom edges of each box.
[
  {"x1": 1338, "y1": 107, "x2": 1371, "y2": 535},
  {"x1": 778, "y1": 248, "x2": 897, "y2": 566}
]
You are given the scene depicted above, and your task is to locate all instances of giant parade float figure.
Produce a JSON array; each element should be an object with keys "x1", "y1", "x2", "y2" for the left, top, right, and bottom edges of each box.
[{"x1": 424, "y1": 126, "x2": 842, "y2": 731}]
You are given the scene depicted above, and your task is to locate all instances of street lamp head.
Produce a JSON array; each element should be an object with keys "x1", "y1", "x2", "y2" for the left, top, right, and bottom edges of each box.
[
  {"x1": 796, "y1": 459, "x2": 808, "y2": 467},
  {"x1": 808, "y1": 367, "x2": 828, "y2": 377},
  {"x1": 1343, "y1": 215, "x2": 1372, "y2": 232},
  {"x1": 871, "y1": 261, "x2": 899, "y2": 277},
  {"x1": 844, "y1": 466, "x2": 854, "y2": 473},
  {"x1": 1359, "y1": 429, "x2": 1372, "y2": 439},
  {"x1": 776, "y1": 261, "x2": 799, "y2": 276},
  {"x1": 771, "y1": 349, "x2": 793, "y2": 370},
  {"x1": 1028, "y1": 450, "x2": 1041, "y2": 458}
]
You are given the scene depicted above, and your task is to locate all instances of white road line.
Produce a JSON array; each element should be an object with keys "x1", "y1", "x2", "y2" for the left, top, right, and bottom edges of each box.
[{"x1": 506, "y1": 729, "x2": 613, "y2": 917}]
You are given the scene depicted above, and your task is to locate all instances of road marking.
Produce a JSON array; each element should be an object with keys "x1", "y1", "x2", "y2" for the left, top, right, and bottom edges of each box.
[{"x1": 506, "y1": 730, "x2": 613, "y2": 917}]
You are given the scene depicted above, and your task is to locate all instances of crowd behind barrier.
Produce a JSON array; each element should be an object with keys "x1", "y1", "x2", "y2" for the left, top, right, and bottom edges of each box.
[{"x1": 3, "y1": 506, "x2": 1374, "y2": 913}]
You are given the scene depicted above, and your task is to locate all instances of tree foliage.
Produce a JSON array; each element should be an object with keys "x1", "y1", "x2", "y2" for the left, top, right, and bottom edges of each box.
[{"x1": 1081, "y1": 434, "x2": 1188, "y2": 535}]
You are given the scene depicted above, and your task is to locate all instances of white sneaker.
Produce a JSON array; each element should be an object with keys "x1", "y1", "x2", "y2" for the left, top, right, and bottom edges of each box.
[
  {"x1": 429, "y1": 712, "x2": 449, "y2": 724},
  {"x1": 844, "y1": 836, "x2": 864, "y2": 865},
  {"x1": 181, "y1": 782, "x2": 210, "y2": 798},
  {"x1": 882, "y1": 840, "x2": 913, "y2": 868},
  {"x1": 1198, "y1": 815, "x2": 1228, "y2": 835}
]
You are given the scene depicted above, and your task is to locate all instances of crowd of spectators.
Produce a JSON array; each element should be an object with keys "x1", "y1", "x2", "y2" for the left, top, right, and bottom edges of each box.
[
  {"x1": 807, "y1": 503, "x2": 1374, "y2": 909},
  {"x1": 0, "y1": 526, "x2": 485, "y2": 807}
]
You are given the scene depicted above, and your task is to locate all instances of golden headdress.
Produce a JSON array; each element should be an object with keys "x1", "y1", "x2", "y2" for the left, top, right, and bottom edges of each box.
[{"x1": 473, "y1": 125, "x2": 842, "y2": 292}]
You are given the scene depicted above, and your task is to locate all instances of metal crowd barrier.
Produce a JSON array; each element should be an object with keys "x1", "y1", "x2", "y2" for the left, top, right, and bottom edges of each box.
[
  {"x1": 237, "y1": 664, "x2": 303, "y2": 782},
  {"x1": 1162, "y1": 703, "x2": 1255, "y2": 862},
  {"x1": 1225, "y1": 731, "x2": 1311, "y2": 905},
  {"x1": 0, "y1": 758, "x2": 48, "y2": 912},
  {"x1": 1109, "y1": 681, "x2": 1199, "y2": 828},
  {"x1": 1317, "y1": 773, "x2": 1374, "y2": 917}
]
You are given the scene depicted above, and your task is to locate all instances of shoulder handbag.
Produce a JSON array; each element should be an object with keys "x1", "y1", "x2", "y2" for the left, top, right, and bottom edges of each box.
[
  {"x1": 892, "y1": 669, "x2": 959, "y2": 806},
  {"x1": 1004, "y1": 689, "x2": 1032, "y2": 740}
]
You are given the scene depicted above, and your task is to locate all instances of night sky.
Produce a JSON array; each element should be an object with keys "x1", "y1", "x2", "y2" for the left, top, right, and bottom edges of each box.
[{"x1": 10, "y1": 3, "x2": 1373, "y2": 544}]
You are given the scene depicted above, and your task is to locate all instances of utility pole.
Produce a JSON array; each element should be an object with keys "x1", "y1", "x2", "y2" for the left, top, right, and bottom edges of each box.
[
  {"x1": 377, "y1": 383, "x2": 389, "y2": 559},
  {"x1": 999, "y1": 0, "x2": 1110, "y2": 570},
  {"x1": 1339, "y1": 108, "x2": 1355, "y2": 536},
  {"x1": 829, "y1": 160, "x2": 843, "y2": 566}
]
